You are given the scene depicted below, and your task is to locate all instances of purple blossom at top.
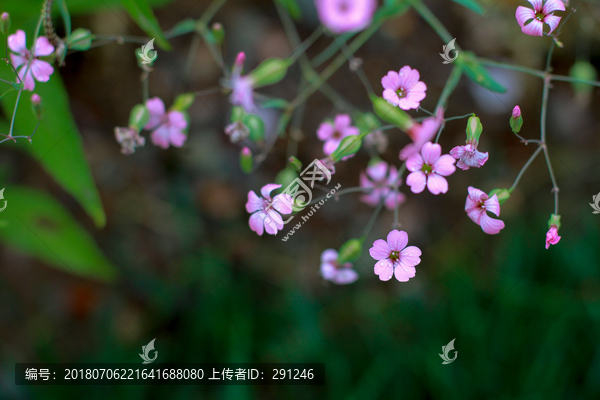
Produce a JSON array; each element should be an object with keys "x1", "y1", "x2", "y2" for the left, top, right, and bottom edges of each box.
[{"x1": 315, "y1": 0, "x2": 377, "y2": 34}]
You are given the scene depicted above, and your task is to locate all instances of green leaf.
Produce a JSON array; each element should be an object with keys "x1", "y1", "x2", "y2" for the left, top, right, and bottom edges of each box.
[
  {"x1": 2, "y1": 0, "x2": 173, "y2": 19},
  {"x1": 452, "y1": 0, "x2": 485, "y2": 15},
  {"x1": 261, "y1": 98, "x2": 289, "y2": 109},
  {"x1": 165, "y1": 18, "x2": 196, "y2": 38},
  {"x1": 458, "y1": 52, "x2": 507, "y2": 93},
  {"x1": 56, "y1": 0, "x2": 72, "y2": 36},
  {"x1": 119, "y1": 0, "x2": 172, "y2": 50},
  {"x1": 170, "y1": 92, "x2": 195, "y2": 112},
  {"x1": 0, "y1": 70, "x2": 106, "y2": 228},
  {"x1": 275, "y1": 0, "x2": 302, "y2": 20},
  {"x1": 0, "y1": 186, "x2": 117, "y2": 281}
]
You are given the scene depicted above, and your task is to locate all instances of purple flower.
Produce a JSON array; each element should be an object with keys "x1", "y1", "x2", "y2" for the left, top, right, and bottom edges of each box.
[
  {"x1": 360, "y1": 161, "x2": 406, "y2": 210},
  {"x1": 246, "y1": 184, "x2": 293, "y2": 236},
  {"x1": 144, "y1": 97, "x2": 188, "y2": 149},
  {"x1": 315, "y1": 0, "x2": 377, "y2": 34},
  {"x1": 450, "y1": 143, "x2": 489, "y2": 170},
  {"x1": 317, "y1": 114, "x2": 359, "y2": 156},
  {"x1": 516, "y1": 0, "x2": 565, "y2": 37},
  {"x1": 8, "y1": 30, "x2": 54, "y2": 91},
  {"x1": 406, "y1": 142, "x2": 456, "y2": 195},
  {"x1": 465, "y1": 187, "x2": 505, "y2": 235},
  {"x1": 225, "y1": 52, "x2": 256, "y2": 113},
  {"x1": 320, "y1": 249, "x2": 359, "y2": 284},
  {"x1": 369, "y1": 230, "x2": 422, "y2": 282},
  {"x1": 399, "y1": 107, "x2": 444, "y2": 161},
  {"x1": 382, "y1": 66, "x2": 427, "y2": 111}
]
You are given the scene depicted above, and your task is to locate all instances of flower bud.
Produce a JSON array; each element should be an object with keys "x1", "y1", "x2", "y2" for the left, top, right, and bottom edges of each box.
[
  {"x1": 488, "y1": 188, "x2": 510, "y2": 205},
  {"x1": 31, "y1": 93, "x2": 43, "y2": 119},
  {"x1": 250, "y1": 58, "x2": 289, "y2": 88},
  {"x1": 465, "y1": 115, "x2": 482, "y2": 144},
  {"x1": 128, "y1": 104, "x2": 150, "y2": 132},
  {"x1": 275, "y1": 166, "x2": 298, "y2": 190},
  {"x1": 331, "y1": 135, "x2": 362, "y2": 162},
  {"x1": 211, "y1": 22, "x2": 224, "y2": 45},
  {"x1": 370, "y1": 95, "x2": 414, "y2": 132},
  {"x1": 337, "y1": 238, "x2": 365, "y2": 264},
  {"x1": 67, "y1": 28, "x2": 92, "y2": 51},
  {"x1": 240, "y1": 147, "x2": 253, "y2": 174},
  {"x1": 170, "y1": 92, "x2": 195, "y2": 112},
  {"x1": 0, "y1": 12, "x2": 10, "y2": 36},
  {"x1": 288, "y1": 156, "x2": 302, "y2": 172},
  {"x1": 510, "y1": 105, "x2": 523, "y2": 133},
  {"x1": 230, "y1": 106, "x2": 245, "y2": 122},
  {"x1": 243, "y1": 114, "x2": 265, "y2": 142},
  {"x1": 569, "y1": 61, "x2": 597, "y2": 99},
  {"x1": 547, "y1": 213, "x2": 561, "y2": 230}
]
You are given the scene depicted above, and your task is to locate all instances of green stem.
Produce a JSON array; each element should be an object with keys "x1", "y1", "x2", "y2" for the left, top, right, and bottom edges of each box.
[
  {"x1": 199, "y1": 0, "x2": 228, "y2": 25},
  {"x1": 435, "y1": 64, "x2": 463, "y2": 111},
  {"x1": 444, "y1": 113, "x2": 473, "y2": 122},
  {"x1": 307, "y1": 186, "x2": 371, "y2": 206},
  {"x1": 311, "y1": 31, "x2": 355, "y2": 68},
  {"x1": 508, "y1": 145, "x2": 543, "y2": 193},
  {"x1": 412, "y1": 1, "x2": 454, "y2": 45},
  {"x1": 543, "y1": 146, "x2": 559, "y2": 215},
  {"x1": 477, "y1": 58, "x2": 545, "y2": 78},
  {"x1": 362, "y1": 198, "x2": 385, "y2": 238}
]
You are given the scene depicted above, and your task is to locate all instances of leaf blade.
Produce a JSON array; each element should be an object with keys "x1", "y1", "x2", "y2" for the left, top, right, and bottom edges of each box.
[{"x1": 119, "y1": 0, "x2": 171, "y2": 50}]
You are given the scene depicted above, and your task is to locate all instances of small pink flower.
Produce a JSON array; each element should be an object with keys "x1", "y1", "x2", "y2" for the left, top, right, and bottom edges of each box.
[
  {"x1": 512, "y1": 105, "x2": 521, "y2": 118},
  {"x1": 227, "y1": 52, "x2": 256, "y2": 113},
  {"x1": 382, "y1": 66, "x2": 427, "y2": 111},
  {"x1": 545, "y1": 225, "x2": 561, "y2": 249},
  {"x1": 315, "y1": 0, "x2": 377, "y2": 34},
  {"x1": 31, "y1": 93, "x2": 41, "y2": 104},
  {"x1": 144, "y1": 97, "x2": 188, "y2": 149},
  {"x1": 465, "y1": 186, "x2": 505, "y2": 235},
  {"x1": 516, "y1": 0, "x2": 565, "y2": 37},
  {"x1": 369, "y1": 230, "x2": 421, "y2": 282},
  {"x1": 320, "y1": 249, "x2": 359, "y2": 284},
  {"x1": 450, "y1": 143, "x2": 489, "y2": 170},
  {"x1": 8, "y1": 30, "x2": 54, "y2": 91},
  {"x1": 406, "y1": 142, "x2": 456, "y2": 195},
  {"x1": 317, "y1": 114, "x2": 359, "y2": 156},
  {"x1": 399, "y1": 107, "x2": 444, "y2": 161},
  {"x1": 360, "y1": 161, "x2": 406, "y2": 210},
  {"x1": 246, "y1": 184, "x2": 293, "y2": 236}
]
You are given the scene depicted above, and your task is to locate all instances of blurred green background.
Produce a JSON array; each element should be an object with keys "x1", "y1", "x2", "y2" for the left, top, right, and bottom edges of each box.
[{"x1": 1, "y1": 0, "x2": 600, "y2": 398}]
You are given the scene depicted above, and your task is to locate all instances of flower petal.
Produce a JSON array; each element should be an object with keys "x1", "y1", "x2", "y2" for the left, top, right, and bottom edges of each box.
[
  {"x1": 321, "y1": 263, "x2": 337, "y2": 280},
  {"x1": 543, "y1": 0, "x2": 565, "y2": 14},
  {"x1": 405, "y1": 153, "x2": 424, "y2": 172},
  {"x1": 381, "y1": 70, "x2": 400, "y2": 90},
  {"x1": 321, "y1": 249, "x2": 338, "y2": 263},
  {"x1": 150, "y1": 125, "x2": 171, "y2": 149},
  {"x1": 249, "y1": 212, "x2": 265, "y2": 235},
  {"x1": 34, "y1": 36, "x2": 54, "y2": 57},
  {"x1": 333, "y1": 268, "x2": 358, "y2": 284},
  {"x1": 400, "y1": 246, "x2": 422, "y2": 268},
  {"x1": 406, "y1": 171, "x2": 427, "y2": 194},
  {"x1": 317, "y1": 122, "x2": 335, "y2": 141},
  {"x1": 521, "y1": 19, "x2": 544, "y2": 37},
  {"x1": 394, "y1": 263, "x2": 416, "y2": 282},
  {"x1": 261, "y1": 183, "x2": 282, "y2": 199},
  {"x1": 483, "y1": 194, "x2": 501, "y2": 216},
  {"x1": 367, "y1": 161, "x2": 388, "y2": 181},
  {"x1": 383, "y1": 89, "x2": 400, "y2": 106},
  {"x1": 334, "y1": 114, "x2": 352, "y2": 130},
  {"x1": 30, "y1": 59, "x2": 54, "y2": 82},
  {"x1": 246, "y1": 191, "x2": 263, "y2": 213},
  {"x1": 421, "y1": 142, "x2": 441, "y2": 165},
  {"x1": 432, "y1": 154, "x2": 456, "y2": 176},
  {"x1": 543, "y1": 14, "x2": 561, "y2": 34},
  {"x1": 516, "y1": 6, "x2": 536, "y2": 27},
  {"x1": 426, "y1": 174, "x2": 448, "y2": 195},
  {"x1": 374, "y1": 259, "x2": 394, "y2": 281},
  {"x1": 272, "y1": 194, "x2": 293, "y2": 214},
  {"x1": 387, "y1": 229, "x2": 408, "y2": 252},
  {"x1": 479, "y1": 213, "x2": 505, "y2": 235},
  {"x1": 8, "y1": 30, "x2": 27, "y2": 54},
  {"x1": 145, "y1": 97, "x2": 166, "y2": 129},
  {"x1": 369, "y1": 239, "x2": 391, "y2": 260}
]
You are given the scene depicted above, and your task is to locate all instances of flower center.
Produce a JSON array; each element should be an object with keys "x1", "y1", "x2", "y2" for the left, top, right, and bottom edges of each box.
[
  {"x1": 332, "y1": 130, "x2": 342, "y2": 139},
  {"x1": 338, "y1": 0, "x2": 351, "y2": 13},
  {"x1": 479, "y1": 200, "x2": 486, "y2": 209},
  {"x1": 421, "y1": 163, "x2": 433, "y2": 175},
  {"x1": 389, "y1": 250, "x2": 400, "y2": 261},
  {"x1": 396, "y1": 88, "x2": 407, "y2": 98},
  {"x1": 535, "y1": 12, "x2": 544, "y2": 21}
]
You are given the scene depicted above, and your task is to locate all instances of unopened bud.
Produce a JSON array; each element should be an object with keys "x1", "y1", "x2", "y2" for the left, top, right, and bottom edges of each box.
[
  {"x1": 337, "y1": 238, "x2": 364, "y2": 264},
  {"x1": 67, "y1": 28, "x2": 92, "y2": 51},
  {"x1": 288, "y1": 156, "x2": 302, "y2": 172},
  {"x1": 128, "y1": 104, "x2": 150, "y2": 132},
  {"x1": 211, "y1": 22, "x2": 224, "y2": 45},
  {"x1": 331, "y1": 135, "x2": 362, "y2": 162},
  {"x1": 465, "y1": 115, "x2": 482, "y2": 144},
  {"x1": 250, "y1": 58, "x2": 289, "y2": 88},
  {"x1": 0, "y1": 12, "x2": 10, "y2": 36},
  {"x1": 240, "y1": 147, "x2": 253, "y2": 174},
  {"x1": 510, "y1": 105, "x2": 523, "y2": 133},
  {"x1": 370, "y1": 95, "x2": 414, "y2": 132},
  {"x1": 31, "y1": 93, "x2": 43, "y2": 119}
]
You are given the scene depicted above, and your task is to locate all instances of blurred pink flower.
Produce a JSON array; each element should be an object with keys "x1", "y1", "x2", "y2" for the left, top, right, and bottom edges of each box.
[
  {"x1": 315, "y1": 0, "x2": 377, "y2": 34},
  {"x1": 369, "y1": 230, "x2": 421, "y2": 282},
  {"x1": 545, "y1": 225, "x2": 561, "y2": 249},
  {"x1": 246, "y1": 184, "x2": 293, "y2": 236},
  {"x1": 465, "y1": 186, "x2": 505, "y2": 234},
  {"x1": 317, "y1": 114, "x2": 359, "y2": 156},
  {"x1": 115, "y1": 127, "x2": 145, "y2": 155},
  {"x1": 450, "y1": 143, "x2": 489, "y2": 170},
  {"x1": 406, "y1": 142, "x2": 456, "y2": 195},
  {"x1": 399, "y1": 107, "x2": 444, "y2": 161},
  {"x1": 225, "y1": 52, "x2": 256, "y2": 113},
  {"x1": 8, "y1": 30, "x2": 54, "y2": 91},
  {"x1": 31, "y1": 93, "x2": 41, "y2": 104},
  {"x1": 382, "y1": 66, "x2": 427, "y2": 110},
  {"x1": 516, "y1": 0, "x2": 565, "y2": 37},
  {"x1": 359, "y1": 161, "x2": 406, "y2": 210},
  {"x1": 320, "y1": 249, "x2": 359, "y2": 284},
  {"x1": 144, "y1": 97, "x2": 188, "y2": 149}
]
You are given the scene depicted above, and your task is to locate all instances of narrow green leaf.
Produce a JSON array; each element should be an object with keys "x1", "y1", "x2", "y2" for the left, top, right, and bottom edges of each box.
[
  {"x1": 165, "y1": 18, "x2": 196, "y2": 38},
  {"x1": 119, "y1": 0, "x2": 172, "y2": 50},
  {"x1": 0, "y1": 69, "x2": 106, "y2": 228},
  {"x1": 275, "y1": 0, "x2": 302, "y2": 20},
  {"x1": 0, "y1": 186, "x2": 117, "y2": 281},
  {"x1": 458, "y1": 52, "x2": 507, "y2": 93},
  {"x1": 452, "y1": 0, "x2": 485, "y2": 15},
  {"x1": 56, "y1": 0, "x2": 72, "y2": 36},
  {"x1": 262, "y1": 98, "x2": 289, "y2": 109}
]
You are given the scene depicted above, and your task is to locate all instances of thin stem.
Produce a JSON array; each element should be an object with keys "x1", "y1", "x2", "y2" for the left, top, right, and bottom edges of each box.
[
  {"x1": 418, "y1": 107, "x2": 434, "y2": 116},
  {"x1": 287, "y1": 25, "x2": 325, "y2": 64},
  {"x1": 307, "y1": 186, "x2": 371, "y2": 206},
  {"x1": 542, "y1": 146, "x2": 559, "y2": 215},
  {"x1": 508, "y1": 145, "x2": 543, "y2": 192},
  {"x1": 444, "y1": 113, "x2": 473, "y2": 122},
  {"x1": 550, "y1": 74, "x2": 600, "y2": 88},
  {"x1": 412, "y1": 1, "x2": 454, "y2": 45},
  {"x1": 182, "y1": 33, "x2": 202, "y2": 85},
  {"x1": 142, "y1": 72, "x2": 149, "y2": 102},
  {"x1": 362, "y1": 198, "x2": 385, "y2": 239},
  {"x1": 436, "y1": 64, "x2": 463, "y2": 111},
  {"x1": 311, "y1": 31, "x2": 355, "y2": 68},
  {"x1": 91, "y1": 34, "x2": 149, "y2": 44},
  {"x1": 477, "y1": 58, "x2": 546, "y2": 78},
  {"x1": 199, "y1": 0, "x2": 228, "y2": 25},
  {"x1": 8, "y1": 90, "x2": 22, "y2": 137}
]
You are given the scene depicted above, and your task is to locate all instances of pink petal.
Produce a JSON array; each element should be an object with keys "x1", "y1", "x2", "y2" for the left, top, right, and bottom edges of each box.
[
  {"x1": 30, "y1": 59, "x2": 54, "y2": 82},
  {"x1": 467, "y1": 207, "x2": 484, "y2": 225},
  {"x1": 516, "y1": 6, "x2": 536, "y2": 27},
  {"x1": 381, "y1": 70, "x2": 400, "y2": 90},
  {"x1": 145, "y1": 97, "x2": 166, "y2": 129},
  {"x1": 479, "y1": 213, "x2": 505, "y2": 235},
  {"x1": 450, "y1": 145, "x2": 466, "y2": 159},
  {"x1": 387, "y1": 166, "x2": 399, "y2": 185},
  {"x1": 272, "y1": 194, "x2": 293, "y2": 214},
  {"x1": 374, "y1": 259, "x2": 394, "y2": 281},
  {"x1": 543, "y1": 14, "x2": 561, "y2": 34},
  {"x1": 246, "y1": 191, "x2": 263, "y2": 213},
  {"x1": 360, "y1": 172, "x2": 374, "y2": 190},
  {"x1": 400, "y1": 246, "x2": 422, "y2": 268},
  {"x1": 321, "y1": 249, "x2": 339, "y2": 263},
  {"x1": 394, "y1": 263, "x2": 416, "y2": 282},
  {"x1": 17, "y1": 67, "x2": 36, "y2": 91},
  {"x1": 526, "y1": 0, "x2": 543, "y2": 11},
  {"x1": 369, "y1": 239, "x2": 391, "y2": 260},
  {"x1": 317, "y1": 122, "x2": 335, "y2": 141},
  {"x1": 467, "y1": 186, "x2": 486, "y2": 201},
  {"x1": 168, "y1": 111, "x2": 188, "y2": 130},
  {"x1": 406, "y1": 153, "x2": 424, "y2": 172},
  {"x1": 333, "y1": 268, "x2": 358, "y2": 284},
  {"x1": 249, "y1": 212, "x2": 265, "y2": 235},
  {"x1": 261, "y1": 183, "x2": 282, "y2": 199},
  {"x1": 522, "y1": 19, "x2": 544, "y2": 36},
  {"x1": 265, "y1": 209, "x2": 283, "y2": 229},
  {"x1": 335, "y1": 114, "x2": 352, "y2": 130},
  {"x1": 8, "y1": 30, "x2": 27, "y2": 54},
  {"x1": 367, "y1": 161, "x2": 388, "y2": 181},
  {"x1": 343, "y1": 126, "x2": 359, "y2": 137},
  {"x1": 321, "y1": 263, "x2": 337, "y2": 280},
  {"x1": 397, "y1": 98, "x2": 421, "y2": 110},
  {"x1": 169, "y1": 129, "x2": 187, "y2": 147},
  {"x1": 383, "y1": 89, "x2": 400, "y2": 106},
  {"x1": 432, "y1": 154, "x2": 456, "y2": 176},
  {"x1": 420, "y1": 142, "x2": 441, "y2": 165},
  {"x1": 33, "y1": 36, "x2": 54, "y2": 57},
  {"x1": 10, "y1": 54, "x2": 27, "y2": 69},
  {"x1": 406, "y1": 171, "x2": 426, "y2": 194},
  {"x1": 483, "y1": 194, "x2": 501, "y2": 217},
  {"x1": 151, "y1": 125, "x2": 171, "y2": 149},
  {"x1": 387, "y1": 229, "x2": 408, "y2": 252},
  {"x1": 397, "y1": 66, "x2": 419, "y2": 90},
  {"x1": 426, "y1": 174, "x2": 448, "y2": 195},
  {"x1": 323, "y1": 139, "x2": 342, "y2": 155},
  {"x1": 543, "y1": 0, "x2": 565, "y2": 13}
]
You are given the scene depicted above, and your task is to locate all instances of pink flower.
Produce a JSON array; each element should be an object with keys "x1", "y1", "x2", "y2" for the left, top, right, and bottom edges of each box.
[
  {"x1": 246, "y1": 184, "x2": 293, "y2": 236},
  {"x1": 320, "y1": 249, "x2": 359, "y2": 284},
  {"x1": 516, "y1": 0, "x2": 565, "y2": 37},
  {"x1": 465, "y1": 186, "x2": 505, "y2": 234},
  {"x1": 315, "y1": 0, "x2": 377, "y2": 34},
  {"x1": 545, "y1": 225, "x2": 561, "y2": 249},
  {"x1": 144, "y1": 97, "x2": 188, "y2": 149},
  {"x1": 227, "y1": 52, "x2": 256, "y2": 113},
  {"x1": 360, "y1": 161, "x2": 406, "y2": 210},
  {"x1": 399, "y1": 107, "x2": 444, "y2": 161},
  {"x1": 369, "y1": 230, "x2": 421, "y2": 282},
  {"x1": 406, "y1": 142, "x2": 456, "y2": 195},
  {"x1": 450, "y1": 143, "x2": 489, "y2": 170},
  {"x1": 317, "y1": 114, "x2": 359, "y2": 156},
  {"x1": 8, "y1": 30, "x2": 54, "y2": 91},
  {"x1": 382, "y1": 66, "x2": 427, "y2": 111}
]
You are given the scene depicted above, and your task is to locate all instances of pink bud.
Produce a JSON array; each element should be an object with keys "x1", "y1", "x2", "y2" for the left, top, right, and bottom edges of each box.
[
  {"x1": 545, "y1": 225, "x2": 561, "y2": 249},
  {"x1": 31, "y1": 93, "x2": 41, "y2": 104},
  {"x1": 241, "y1": 146, "x2": 251, "y2": 156},
  {"x1": 235, "y1": 52, "x2": 246, "y2": 67},
  {"x1": 1, "y1": 12, "x2": 9, "y2": 21},
  {"x1": 512, "y1": 105, "x2": 521, "y2": 119}
]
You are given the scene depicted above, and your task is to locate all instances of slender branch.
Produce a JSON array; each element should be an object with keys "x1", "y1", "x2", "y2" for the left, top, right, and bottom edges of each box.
[
  {"x1": 412, "y1": 1, "x2": 454, "y2": 45},
  {"x1": 435, "y1": 64, "x2": 463, "y2": 111},
  {"x1": 543, "y1": 146, "x2": 559, "y2": 215},
  {"x1": 508, "y1": 145, "x2": 543, "y2": 192},
  {"x1": 362, "y1": 198, "x2": 385, "y2": 238}
]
